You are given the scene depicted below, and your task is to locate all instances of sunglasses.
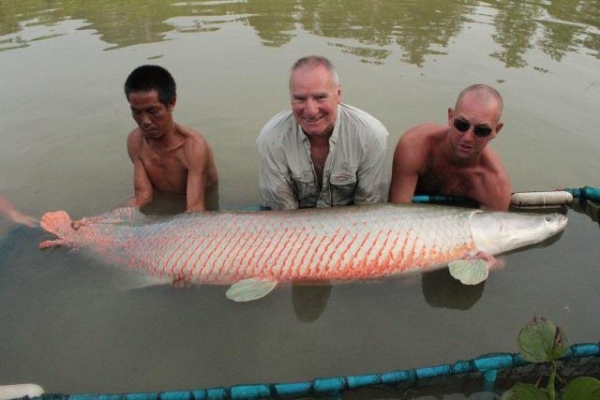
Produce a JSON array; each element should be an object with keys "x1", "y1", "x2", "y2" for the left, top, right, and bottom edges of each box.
[{"x1": 453, "y1": 118, "x2": 493, "y2": 137}]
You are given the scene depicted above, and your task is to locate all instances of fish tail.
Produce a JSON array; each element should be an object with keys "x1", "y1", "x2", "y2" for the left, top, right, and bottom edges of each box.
[{"x1": 39, "y1": 211, "x2": 74, "y2": 248}]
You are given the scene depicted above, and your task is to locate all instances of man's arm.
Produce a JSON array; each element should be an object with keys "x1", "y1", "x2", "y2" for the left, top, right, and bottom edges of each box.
[
  {"x1": 127, "y1": 130, "x2": 153, "y2": 209},
  {"x1": 479, "y1": 179, "x2": 511, "y2": 211},
  {"x1": 389, "y1": 128, "x2": 429, "y2": 204},
  {"x1": 0, "y1": 196, "x2": 38, "y2": 227},
  {"x1": 182, "y1": 134, "x2": 214, "y2": 212},
  {"x1": 354, "y1": 128, "x2": 388, "y2": 204},
  {"x1": 476, "y1": 152, "x2": 512, "y2": 211}
]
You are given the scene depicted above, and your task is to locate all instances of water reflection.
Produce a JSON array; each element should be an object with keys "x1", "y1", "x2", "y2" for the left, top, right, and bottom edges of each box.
[
  {"x1": 1, "y1": 0, "x2": 598, "y2": 66},
  {"x1": 421, "y1": 269, "x2": 485, "y2": 310},
  {"x1": 291, "y1": 284, "x2": 332, "y2": 323}
]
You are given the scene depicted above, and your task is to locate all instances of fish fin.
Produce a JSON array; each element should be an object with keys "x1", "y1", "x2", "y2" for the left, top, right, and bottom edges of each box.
[
  {"x1": 448, "y1": 259, "x2": 489, "y2": 285},
  {"x1": 226, "y1": 278, "x2": 278, "y2": 302},
  {"x1": 39, "y1": 211, "x2": 74, "y2": 246}
]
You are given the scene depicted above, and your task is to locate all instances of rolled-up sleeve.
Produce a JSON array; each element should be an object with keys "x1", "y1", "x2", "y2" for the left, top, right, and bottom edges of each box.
[
  {"x1": 354, "y1": 119, "x2": 389, "y2": 205},
  {"x1": 257, "y1": 126, "x2": 299, "y2": 211}
]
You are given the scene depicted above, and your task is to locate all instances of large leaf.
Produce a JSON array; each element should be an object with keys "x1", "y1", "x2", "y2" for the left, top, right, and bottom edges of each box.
[
  {"x1": 563, "y1": 377, "x2": 600, "y2": 400},
  {"x1": 518, "y1": 317, "x2": 570, "y2": 363},
  {"x1": 501, "y1": 383, "x2": 549, "y2": 399}
]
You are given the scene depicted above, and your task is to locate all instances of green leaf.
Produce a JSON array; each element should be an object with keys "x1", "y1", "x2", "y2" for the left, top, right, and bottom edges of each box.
[
  {"x1": 563, "y1": 377, "x2": 600, "y2": 400},
  {"x1": 517, "y1": 317, "x2": 570, "y2": 363},
  {"x1": 502, "y1": 383, "x2": 549, "y2": 399}
]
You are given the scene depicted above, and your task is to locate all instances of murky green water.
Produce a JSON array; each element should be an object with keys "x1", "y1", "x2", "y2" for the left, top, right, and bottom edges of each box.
[{"x1": 1, "y1": 0, "x2": 599, "y2": 398}]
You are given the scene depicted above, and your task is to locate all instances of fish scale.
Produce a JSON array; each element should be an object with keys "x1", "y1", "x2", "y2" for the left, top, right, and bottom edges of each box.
[{"x1": 112, "y1": 205, "x2": 473, "y2": 281}]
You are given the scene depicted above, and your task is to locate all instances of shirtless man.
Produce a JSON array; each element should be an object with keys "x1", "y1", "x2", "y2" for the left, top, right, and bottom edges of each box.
[
  {"x1": 124, "y1": 65, "x2": 218, "y2": 212},
  {"x1": 389, "y1": 84, "x2": 511, "y2": 211}
]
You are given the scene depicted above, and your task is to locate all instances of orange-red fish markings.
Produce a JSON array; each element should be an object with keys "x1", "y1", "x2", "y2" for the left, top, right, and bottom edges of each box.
[
  {"x1": 300, "y1": 234, "x2": 319, "y2": 279},
  {"x1": 336, "y1": 232, "x2": 352, "y2": 274},
  {"x1": 291, "y1": 225, "x2": 308, "y2": 277},
  {"x1": 236, "y1": 223, "x2": 257, "y2": 274},
  {"x1": 166, "y1": 230, "x2": 188, "y2": 277},
  {"x1": 329, "y1": 228, "x2": 348, "y2": 276},
  {"x1": 296, "y1": 228, "x2": 312, "y2": 278},
  {"x1": 251, "y1": 220, "x2": 275, "y2": 278},
  {"x1": 204, "y1": 224, "x2": 233, "y2": 282},
  {"x1": 373, "y1": 231, "x2": 391, "y2": 273},
  {"x1": 283, "y1": 228, "x2": 302, "y2": 279},
  {"x1": 386, "y1": 230, "x2": 401, "y2": 273},
  {"x1": 158, "y1": 236, "x2": 174, "y2": 277},
  {"x1": 319, "y1": 228, "x2": 337, "y2": 276},
  {"x1": 244, "y1": 232, "x2": 266, "y2": 280},
  {"x1": 189, "y1": 224, "x2": 220, "y2": 281},
  {"x1": 150, "y1": 234, "x2": 172, "y2": 277},
  {"x1": 170, "y1": 230, "x2": 198, "y2": 279},
  {"x1": 400, "y1": 230, "x2": 414, "y2": 271},
  {"x1": 269, "y1": 228, "x2": 289, "y2": 278},
  {"x1": 180, "y1": 231, "x2": 201, "y2": 279},
  {"x1": 218, "y1": 224, "x2": 244, "y2": 280},
  {"x1": 230, "y1": 227, "x2": 255, "y2": 280}
]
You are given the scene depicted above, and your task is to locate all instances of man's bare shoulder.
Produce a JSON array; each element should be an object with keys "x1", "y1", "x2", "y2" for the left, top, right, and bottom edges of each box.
[
  {"x1": 127, "y1": 127, "x2": 143, "y2": 142},
  {"x1": 126, "y1": 128, "x2": 145, "y2": 158},
  {"x1": 396, "y1": 123, "x2": 447, "y2": 155},
  {"x1": 175, "y1": 124, "x2": 213, "y2": 152},
  {"x1": 177, "y1": 124, "x2": 208, "y2": 144},
  {"x1": 402, "y1": 123, "x2": 447, "y2": 140},
  {"x1": 175, "y1": 124, "x2": 217, "y2": 175}
]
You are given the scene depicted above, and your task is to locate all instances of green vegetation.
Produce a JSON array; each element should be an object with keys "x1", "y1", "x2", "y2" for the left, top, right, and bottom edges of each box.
[{"x1": 502, "y1": 317, "x2": 600, "y2": 399}]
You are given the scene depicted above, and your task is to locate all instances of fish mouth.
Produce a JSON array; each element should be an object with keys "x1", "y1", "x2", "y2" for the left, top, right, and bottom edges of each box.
[{"x1": 552, "y1": 213, "x2": 568, "y2": 232}]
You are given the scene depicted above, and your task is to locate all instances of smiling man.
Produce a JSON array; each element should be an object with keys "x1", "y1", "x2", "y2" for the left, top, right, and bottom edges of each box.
[
  {"x1": 257, "y1": 56, "x2": 389, "y2": 210},
  {"x1": 389, "y1": 84, "x2": 511, "y2": 210},
  {"x1": 124, "y1": 65, "x2": 218, "y2": 212}
]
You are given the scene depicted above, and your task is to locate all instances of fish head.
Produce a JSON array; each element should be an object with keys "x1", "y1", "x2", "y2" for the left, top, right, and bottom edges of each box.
[{"x1": 470, "y1": 211, "x2": 568, "y2": 255}]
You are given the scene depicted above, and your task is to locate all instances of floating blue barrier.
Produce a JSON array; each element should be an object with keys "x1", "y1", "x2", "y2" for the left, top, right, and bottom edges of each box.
[
  {"x1": 32, "y1": 342, "x2": 599, "y2": 400},
  {"x1": 564, "y1": 186, "x2": 600, "y2": 203}
]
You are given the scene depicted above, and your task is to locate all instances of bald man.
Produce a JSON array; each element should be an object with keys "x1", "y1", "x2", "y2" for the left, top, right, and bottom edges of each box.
[{"x1": 389, "y1": 84, "x2": 511, "y2": 210}]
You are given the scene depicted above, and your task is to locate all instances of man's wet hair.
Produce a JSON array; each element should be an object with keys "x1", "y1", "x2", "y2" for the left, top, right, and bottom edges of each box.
[{"x1": 124, "y1": 65, "x2": 176, "y2": 106}]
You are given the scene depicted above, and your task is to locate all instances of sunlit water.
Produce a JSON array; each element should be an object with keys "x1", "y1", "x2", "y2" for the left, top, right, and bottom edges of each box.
[{"x1": 1, "y1": 0, "x2": 599, "y2": 398}]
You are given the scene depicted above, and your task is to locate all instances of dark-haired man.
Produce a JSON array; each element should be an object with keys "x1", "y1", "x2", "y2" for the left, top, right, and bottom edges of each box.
[
  {"x1": 389, "y1": 84, "x2": 511, "y2": 210},
  {"x1": 124, "y1": 65, "x2": 218, "y2": 212}
]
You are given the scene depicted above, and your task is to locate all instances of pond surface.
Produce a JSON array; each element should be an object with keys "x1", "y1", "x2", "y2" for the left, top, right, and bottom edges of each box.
[{"x1": 1, "y1": 0, "x2": 599, "y2": 398}]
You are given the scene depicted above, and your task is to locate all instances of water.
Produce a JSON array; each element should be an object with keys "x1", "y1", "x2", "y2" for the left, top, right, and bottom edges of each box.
[{"x1": 1, "y1": 0, "x2": 599, "y2": 397}]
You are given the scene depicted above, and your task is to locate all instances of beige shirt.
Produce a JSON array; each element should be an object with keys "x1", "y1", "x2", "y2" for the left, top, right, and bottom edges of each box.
[{"x1": 257, "y1": 103, "x2": 389, "y2": 210}]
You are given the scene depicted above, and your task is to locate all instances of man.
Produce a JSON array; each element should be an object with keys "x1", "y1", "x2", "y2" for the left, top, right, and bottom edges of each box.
[
  {"x1": 257, "y1": 56, "x2": 389, "y2": 210},
  {"x1": 389, "y1": 84, "x2": 511, "y2": 211},
  {"x1": 124, "y1": 65, "x2": 218, "y2": 212}
]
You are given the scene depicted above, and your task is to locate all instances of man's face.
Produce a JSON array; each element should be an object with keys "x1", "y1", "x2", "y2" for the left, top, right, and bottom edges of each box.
[
  {"x1": 447, "y1": 93, "x2": 503, "y2": 160},
  {"x1": 289, "y1": 64, "x2": 341, "y2": 138},
  {"x1": 128, "y1": 90, "x2": 175, "y2": 140}
]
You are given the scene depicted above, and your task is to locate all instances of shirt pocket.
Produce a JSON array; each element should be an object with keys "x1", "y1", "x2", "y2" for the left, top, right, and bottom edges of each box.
[
  {"x1": 330, "y1": 173, "x2": 357, "y2": 204},
  {"x1": 291, "y1": 172, "x2": 318, "y2": 205}
]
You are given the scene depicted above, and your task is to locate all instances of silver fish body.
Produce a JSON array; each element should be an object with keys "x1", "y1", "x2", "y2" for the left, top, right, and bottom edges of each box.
[{"x1": 39, "y1": 204, "x2": 567, "y2": 301}]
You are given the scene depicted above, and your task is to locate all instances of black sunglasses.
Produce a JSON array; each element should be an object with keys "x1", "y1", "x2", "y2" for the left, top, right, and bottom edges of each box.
[{"x1": 453, "y1": 118, "x2": 493, "y2": 137}]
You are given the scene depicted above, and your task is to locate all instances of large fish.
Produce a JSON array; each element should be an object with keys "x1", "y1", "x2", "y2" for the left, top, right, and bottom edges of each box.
[{"x1": 39, "y1": 204, "x2": 567, "y2": 302}]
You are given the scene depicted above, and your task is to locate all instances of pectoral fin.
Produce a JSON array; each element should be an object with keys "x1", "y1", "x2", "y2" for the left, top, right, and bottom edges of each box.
[
  {"x1": 226, "y1": 278, "x2": 278, "y2": 302},
  {"x1": 448, "y1": 259, "x2": 489, "y2": 285}
]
